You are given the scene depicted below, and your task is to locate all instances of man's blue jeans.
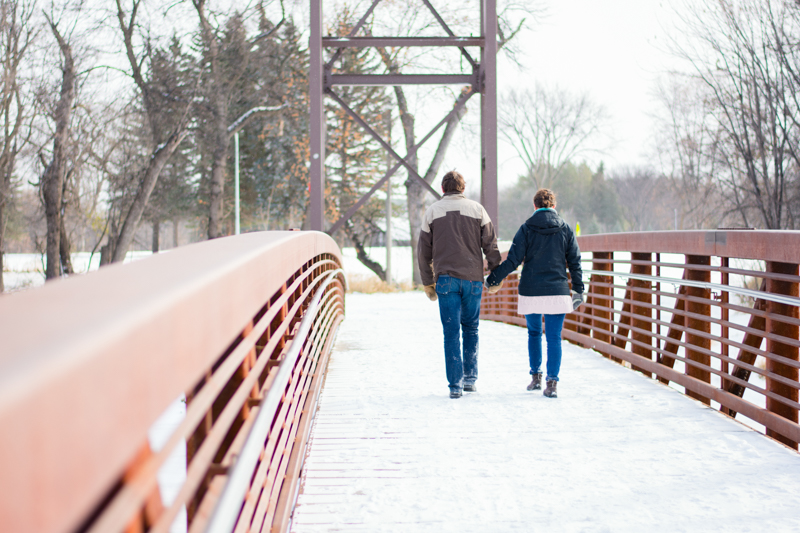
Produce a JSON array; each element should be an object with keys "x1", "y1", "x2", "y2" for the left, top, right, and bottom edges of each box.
[
  {"x1": 436, "y1": 275, "x2": 482, "y2": 392},
  {"x1": 525, "y1": 313, "x2": 566, "y2": 382}
]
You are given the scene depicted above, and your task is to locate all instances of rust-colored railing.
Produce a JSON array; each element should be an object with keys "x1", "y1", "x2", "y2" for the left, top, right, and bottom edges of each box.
[
  {"x1": 0, "y1": 231, "x2": 346, "y2": 533},
  {"x1": 482, "y1": 230, "x2": 800, "y2": 450}
]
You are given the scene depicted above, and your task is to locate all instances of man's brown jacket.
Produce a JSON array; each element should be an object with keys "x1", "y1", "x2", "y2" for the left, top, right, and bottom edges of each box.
[{"x1": 417, "y1": 193, "x2": 502, "y2": 286}]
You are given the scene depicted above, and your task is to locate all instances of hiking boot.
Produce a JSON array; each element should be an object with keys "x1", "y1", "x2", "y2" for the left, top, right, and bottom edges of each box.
[
  {"x1": 463, "y1": 383, "x2": 477, "y2": 392},
  {"x1": 450, "y1": 389, "x2": 462, "y2": 399},
  {"x1": 527, "y1": 373, "x2": 543, "y2": 391},
  {"x1": 543, "y1": 380, "x2": 558, "y2": 398}
]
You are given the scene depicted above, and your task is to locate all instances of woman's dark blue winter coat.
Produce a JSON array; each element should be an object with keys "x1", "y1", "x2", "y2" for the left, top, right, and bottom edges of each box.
[{"x1": 486, "y1": 208, "x2": 584, "y2": 296}]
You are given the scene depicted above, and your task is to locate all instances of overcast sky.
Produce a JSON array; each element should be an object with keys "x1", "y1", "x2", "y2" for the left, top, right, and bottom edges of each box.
[{"x1": 496, "y1": 0, "x2": 683, "y2": 178}]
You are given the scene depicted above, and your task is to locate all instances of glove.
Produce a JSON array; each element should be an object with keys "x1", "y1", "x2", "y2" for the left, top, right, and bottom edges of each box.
[
  {"x1": 424, "y1": 284, "x2": 438, "y2": 302},
  {"x1": 485, "y1": 279, "x2": 503, "y2": 294},
  {"x1": 571, "y1": 290, "x2": 585, "y2": 310}
]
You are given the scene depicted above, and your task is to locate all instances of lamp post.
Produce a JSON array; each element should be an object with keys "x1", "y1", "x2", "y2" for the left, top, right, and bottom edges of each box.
[{"x1": 235, "y1": 132, "x2": 240, "y2": 235}]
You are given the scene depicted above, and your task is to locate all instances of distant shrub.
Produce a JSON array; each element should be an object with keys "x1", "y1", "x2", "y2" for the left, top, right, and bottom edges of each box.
[{"x1": 346, "y1": 274, "x2": 413, "y2": 294}]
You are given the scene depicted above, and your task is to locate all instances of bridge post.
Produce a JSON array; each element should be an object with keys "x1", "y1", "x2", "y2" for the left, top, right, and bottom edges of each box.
[
  {"x1": 765, "y1": 261, "x2": 799, "y2": 449},
  {"x1": 591, "y1": 252, "x2": 613, "y2": 347},
  {"x1": 630, "y1": 253, "x2": 653, "y2": 377},
  {"x1": 480, "y1": 0, "x2": 498, "y2": 230},
  {"x1": 309, "y1": 0, "x2": 325, "y2": 231},
  {"x1": 685, "y1": 255, "x2": 712, "y2": 405}
]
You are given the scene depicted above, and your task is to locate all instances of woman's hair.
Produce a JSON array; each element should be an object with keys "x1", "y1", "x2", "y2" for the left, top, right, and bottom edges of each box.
[
  {"x1": 442, "y1": 170, "x2": 466, "y2": 193},
  {"x1": 533, "y1": 188, "x2": 556, "y2": 209}
]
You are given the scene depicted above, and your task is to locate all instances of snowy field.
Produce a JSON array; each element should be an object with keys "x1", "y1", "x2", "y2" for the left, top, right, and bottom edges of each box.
[
  {"x1": 2, "y1": 247, "x2": 418, "y2": 292},
  {"x1": 292, "y1": 292, "x2": 800, "y2": 533}
]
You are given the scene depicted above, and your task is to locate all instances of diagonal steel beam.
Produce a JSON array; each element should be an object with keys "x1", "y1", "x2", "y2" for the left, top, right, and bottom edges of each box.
[
  {"x1": 327, "y1": 89, "x2": 475, "y2": 235},
  {"x1": 325, "y1": 0, "x2": 383, "y2": 71},
  {"x1": 323, "y1": 36, "x2": 485, "y2": 47},
  {"x1": 327, "y1": 89, "x2": 443, "y2": 200},
  {"x1": 421, "y1": 0, "x2": 478, "y2": 69},
  {"x1": 330, "y1": 74, "x2": 476, "y2": 86}
]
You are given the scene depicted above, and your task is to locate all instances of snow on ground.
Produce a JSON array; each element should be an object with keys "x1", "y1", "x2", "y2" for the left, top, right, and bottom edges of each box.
[
  {"x1": 2, "y1": 251, "x2": 154, "y2": 292},
  {"x1": 292, "y1": 292, "x2": 800, "y2": 533}
]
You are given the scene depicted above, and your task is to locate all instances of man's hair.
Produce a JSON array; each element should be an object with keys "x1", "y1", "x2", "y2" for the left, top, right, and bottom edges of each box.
[
  {"x1": 533, "y1": 188, "x2": 556, "y2": 209},
  {"x1": 441, "y1": 170, "x2": 466, "y2": 194}
]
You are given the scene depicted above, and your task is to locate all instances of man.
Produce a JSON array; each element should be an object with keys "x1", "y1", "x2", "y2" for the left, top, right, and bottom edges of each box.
[{"x1": 418, "y1": 170, "x2": 502, "y2": 399}]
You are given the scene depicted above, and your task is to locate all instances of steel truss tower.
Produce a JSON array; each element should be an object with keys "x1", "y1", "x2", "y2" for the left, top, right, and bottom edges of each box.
[{"x1": 309, "y1": 0, "x2": 498, "y2": 234}]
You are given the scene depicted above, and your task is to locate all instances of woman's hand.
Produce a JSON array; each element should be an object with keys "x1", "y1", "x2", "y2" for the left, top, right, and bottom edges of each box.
[
  {"x1": 571, "y1": 290, "x2": 585, "y2": 310},
  {"x1": 485, "y1": 279, "x2": 503, "y2": 294}
]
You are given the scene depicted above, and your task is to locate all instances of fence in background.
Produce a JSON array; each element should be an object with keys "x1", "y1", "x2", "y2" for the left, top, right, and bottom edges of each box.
[
  {"x1": 0, "y1": 231, "x2": 346, "y2": 533},
  {"x1": 481, "y1": 230, "x2": 800, "y2": 450}
]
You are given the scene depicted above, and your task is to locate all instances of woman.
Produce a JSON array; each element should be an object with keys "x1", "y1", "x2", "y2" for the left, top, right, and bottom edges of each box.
[{"x1": 485, "y1": 189, "x2": 584, "y2": 398}]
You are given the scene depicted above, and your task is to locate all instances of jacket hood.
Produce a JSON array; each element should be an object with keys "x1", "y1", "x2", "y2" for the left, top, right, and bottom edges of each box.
[{"x1": 525, "y1": 209, "x2": 564, "y2": 235}]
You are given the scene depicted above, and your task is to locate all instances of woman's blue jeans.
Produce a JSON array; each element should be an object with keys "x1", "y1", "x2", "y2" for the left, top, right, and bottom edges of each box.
[
  {"x1": 525, "y1": 313, "x2": 565, "y2": 382},
  {"x1": 436, "y1": 275, "x2": 482, "y2": 392}
]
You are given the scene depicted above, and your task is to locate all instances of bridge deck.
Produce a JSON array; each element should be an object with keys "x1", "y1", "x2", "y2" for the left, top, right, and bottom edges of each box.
[{"x1": 291, "y1": 293, "x2": 800, "y2": 532}]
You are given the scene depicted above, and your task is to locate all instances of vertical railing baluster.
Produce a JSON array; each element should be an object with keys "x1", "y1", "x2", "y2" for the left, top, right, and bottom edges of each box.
[
  {"x1": 631, "y1": 252, "x2": 653, "y2": 377},
  {"x1": 685, "y1": 255, "x2": 712, "y2": 405},
  {"x1": 591, "y1": 252, "x2": 613, "y2": 351},
  {"x1": 765, "y1": 261, "x2": 799, "y2": 449}
]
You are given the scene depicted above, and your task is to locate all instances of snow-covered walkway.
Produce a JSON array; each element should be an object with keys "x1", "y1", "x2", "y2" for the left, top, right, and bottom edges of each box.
[{"x1": 291, "y1": 293, "x2": 800, "y2": 532}]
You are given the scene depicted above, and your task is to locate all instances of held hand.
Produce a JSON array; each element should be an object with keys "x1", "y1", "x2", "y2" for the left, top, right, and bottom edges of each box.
[
  {"x1": 485, "y1": 279, "x2": 503, "y2": 294},
  {"x1": 424, "y1": 285, "x2": 438, "y2": 302},
  {"x1": 571, "y1": 290, "x2": 585, "y2": 310}
]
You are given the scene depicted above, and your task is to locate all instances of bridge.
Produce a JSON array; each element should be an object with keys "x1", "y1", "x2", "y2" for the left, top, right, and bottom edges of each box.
[{"x1": 2, "y1": 229, "x2": 800, "y2": 532}]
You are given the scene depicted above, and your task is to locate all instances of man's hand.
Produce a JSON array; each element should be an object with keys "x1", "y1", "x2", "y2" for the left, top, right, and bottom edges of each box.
[
  {"x1": 571, "y1": 290, "x2": 585, "y2": 310},
  {"x1": 424, "y1": 285, "x2": 438, "y2": 301},
  {"x1": 485, "y1": 279, "x2": 503, "y2": 294}
]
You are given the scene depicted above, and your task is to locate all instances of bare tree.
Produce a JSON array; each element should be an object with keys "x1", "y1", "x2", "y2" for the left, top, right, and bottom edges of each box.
[
  {"x1": 665, "y1": 0, "x2": 800, "y2": 229},
  {"x1": 0, "y1": 0, "x2": 35, "y2": 292},
  {"x1": 108, "y1": 0, "x2": 195, "y2": 263},
  {"x1": 499, "y1": 83, "x2": 610, "y2": 191},
  {"x1": 39, "y1": 11, "x2": 76, "y2": 280}
]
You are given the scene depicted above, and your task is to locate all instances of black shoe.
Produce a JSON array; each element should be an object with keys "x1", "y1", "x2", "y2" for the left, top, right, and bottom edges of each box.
[
  {"x1": 527, "y1": 373, "x2": 543, "y2": 391},
  {"x1": 463, "y1": 383, "x2": 477, "y2": 392},
  {"x1": 450, "y1": 389, "x2": 462, "y2": 399},
  {"x1": 543, "y1": 380, "x2": 558, "y2": 398}
]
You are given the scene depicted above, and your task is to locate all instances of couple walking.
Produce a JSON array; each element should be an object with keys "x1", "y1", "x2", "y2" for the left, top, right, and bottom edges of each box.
[{"x1": 418, "y1": 170, "x2": 584, "y2": 399}]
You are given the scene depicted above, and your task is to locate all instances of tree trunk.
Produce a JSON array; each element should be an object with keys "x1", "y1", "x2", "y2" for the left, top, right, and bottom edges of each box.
[
  {"x1": 344, "y1": 219, "x2": 387, "y2": 281},
  {"x1": 152, "y1": 219, "x2": 160, "y2": 253},
  {"x1": 41, "y1": 22, "x2": 75, "y2": 280},
  {"x1": 111, "y1": 130, "x2": 187, "y2": 263},
  {"x1": 173, "y1": 219, "x2": 179, "y2": 248},
  {"x1": 0, "y1": 159, "x2": 10, "y2": 293},
  {"x1": 208, "y1": 100, "x2": 230, "y2": 239},
  {"x1": 59, "y1": 220, "x2": 74, "y2": 275},
  {"x1": 0, "y1": 195, "x2": 5, "y2": 293}
]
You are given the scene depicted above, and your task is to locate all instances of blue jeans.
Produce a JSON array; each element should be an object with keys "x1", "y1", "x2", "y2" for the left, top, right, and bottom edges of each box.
[
  {"x1": 436, "y1": 275, "x2": 483, "y2": 391},
  {"x1": 525, "y1": 313, "x2": 566, "y2": 382}
]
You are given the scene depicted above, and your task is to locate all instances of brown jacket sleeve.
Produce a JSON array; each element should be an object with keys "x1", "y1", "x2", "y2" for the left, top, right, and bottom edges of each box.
[
  {"x1": 418, "y1": 216, "x2": 435, "y2": 286},
  {"x1": 481, "y1": 211, "x2": 501, "y2": 272}
]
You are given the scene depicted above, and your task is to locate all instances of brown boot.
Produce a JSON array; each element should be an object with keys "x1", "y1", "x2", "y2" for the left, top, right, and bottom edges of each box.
[
  {"x1": 527, "y1": 373, "x2": 543, "y2": 391},
  {"x1": 543, "y1": 380, "x2": 558, "y2": 398}
]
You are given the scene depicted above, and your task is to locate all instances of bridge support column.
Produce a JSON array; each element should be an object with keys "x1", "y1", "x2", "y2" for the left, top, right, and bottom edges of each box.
[
  {"x1": 309, "y1": 0, "x2": 325, "y2": 231},
  {"x1": 480, "y1": 0, "x2": 498, "y2": 230},
  {"x1": 685, "y1": 255, "x2": 711, "y2": 405},
  {"x1": 766, "y1": 261, "x2": 799, "y2": 449},
  {"x1": 631, "y1": 253, "x2": 653, "y2": 377}
]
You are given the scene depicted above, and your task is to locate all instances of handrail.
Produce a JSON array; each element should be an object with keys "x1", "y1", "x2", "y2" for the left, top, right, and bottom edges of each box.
[
  {"x1": 582, "y1": 268, "x2": 800, "y2": 307},
  {"x1": 205, "y1": 269, "x2": 343, "y2": 533},
  {"x1": 482, "y1": 230, "x2": 800, "y2": 451},
  {"x1": 0, "y1": 231, "x2": 346, "y2": 533}
]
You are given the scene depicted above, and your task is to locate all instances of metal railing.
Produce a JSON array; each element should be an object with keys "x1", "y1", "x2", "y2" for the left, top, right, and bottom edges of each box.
[
  {"x1": 481, "y1": 230, "x2": 800, "y2": 450},
  {"x1": 0, "y1": 231, "x2": 346, "y2": 533}
]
